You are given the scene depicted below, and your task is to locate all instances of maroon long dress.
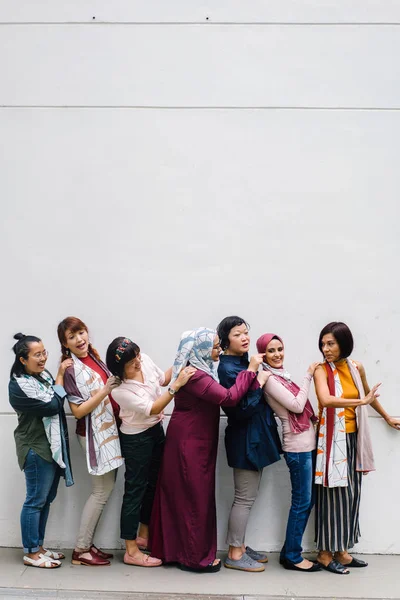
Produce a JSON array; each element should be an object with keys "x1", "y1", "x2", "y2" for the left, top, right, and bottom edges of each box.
[{"x1": 149, "y1": 368, "x2": 259, "y2": 568}]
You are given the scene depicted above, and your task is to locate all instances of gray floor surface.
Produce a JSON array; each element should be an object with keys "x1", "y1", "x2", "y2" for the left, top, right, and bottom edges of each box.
[{"x1": 0, "y1": 548, "x2": 398, "y2": 600}]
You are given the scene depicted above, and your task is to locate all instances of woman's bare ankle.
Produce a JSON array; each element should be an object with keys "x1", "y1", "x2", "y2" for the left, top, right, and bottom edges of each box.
[
  {"x1": 317, "y1": 551, "x2": 333, "y2": 566},
  {"x1": 125, "y1": 539, "x2": 140, "y2": 556},
  {"x1": 229, "y1": 546, "x2": 244, "y2": 560}
]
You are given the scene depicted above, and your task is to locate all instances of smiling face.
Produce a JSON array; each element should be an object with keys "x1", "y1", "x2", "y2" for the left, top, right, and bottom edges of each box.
[
  {"x1": 226, "y1": 324, "x2": 250, "y2": 356},
  {"x1": 123, "y1": 353, "x2": 142, "y2": 379},
  {"x1": 265, "y1": 338, "x2": 284, "y2": 369},
  {"x1": 320, "y1": 333, "x2": 341, "y2": 363},
  {"x1": 63, "y1": 328, "x2": 89, "y2": 358},
  {"x1": 21, "y1": 341, "x2": 48, "y2": 375}
]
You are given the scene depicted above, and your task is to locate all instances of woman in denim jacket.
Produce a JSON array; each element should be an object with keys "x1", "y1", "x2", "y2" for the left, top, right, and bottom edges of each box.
[{"x1": 217, "y1": 316, "x2": 281, "y2": 572}]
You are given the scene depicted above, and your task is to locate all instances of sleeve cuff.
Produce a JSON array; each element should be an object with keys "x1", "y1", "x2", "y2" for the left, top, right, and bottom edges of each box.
[{"x1": 52, "y1": 384, "x2": 67, "y2": 399}]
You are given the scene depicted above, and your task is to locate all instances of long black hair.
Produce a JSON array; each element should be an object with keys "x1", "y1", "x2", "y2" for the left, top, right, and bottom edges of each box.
[{"x1": 10, "y1": 333, "x2": 42, "y2": 378}]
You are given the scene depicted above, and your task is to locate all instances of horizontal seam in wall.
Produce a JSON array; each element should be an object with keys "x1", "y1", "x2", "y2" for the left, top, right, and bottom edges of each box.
[
  {"x1": 0, "y1": 412, "x2": 394, "y2": 419},
  {"x1": 1, "y1": 22, "x2": 400, "y2": 26},
  {"x1": 1, "y1": 106, "x2": 400, "y2": 111}
]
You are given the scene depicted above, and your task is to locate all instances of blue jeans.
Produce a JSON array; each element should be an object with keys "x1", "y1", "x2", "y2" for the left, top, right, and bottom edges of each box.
[
  {"x1": 280, "y1": 451, "x2": 314, "y2": 564},
  {"x1": 21, "y1": 449, "x2": 61, "y2": 553}
]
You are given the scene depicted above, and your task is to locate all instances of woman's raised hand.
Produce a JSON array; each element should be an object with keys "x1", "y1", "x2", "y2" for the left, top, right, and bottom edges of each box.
[
  {"x1": 362, "y1": 383, "x2": 381, "y2": 405},
  {"x1": 307, "y1": 362, "x2": 320, "y2": 376},
  {"x1": 57, "y1": 358, "x2": 73, "y2": 376},
  {"x1": 175, "y1": 366, "x2": 196, "y2": 389},
  {"x1": 104, "y1": 376, "x2": 121, "y2": 395},
  {"x1": 248, "y1": 353, "x2": 265, "y2": 373}
]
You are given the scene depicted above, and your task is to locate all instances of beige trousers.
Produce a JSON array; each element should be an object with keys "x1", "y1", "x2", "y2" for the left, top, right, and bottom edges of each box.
[
  {"x1": 76, "y1": 435, "x2": 116, "y2": 550},
  {"x1": 226, "y1": 468, "x2": 263, "y2": 547}
]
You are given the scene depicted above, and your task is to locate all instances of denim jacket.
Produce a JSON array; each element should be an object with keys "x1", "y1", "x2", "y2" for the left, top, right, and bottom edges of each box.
[{"x1": 218, "y1": 354, "x2": 282, "y2": 471}]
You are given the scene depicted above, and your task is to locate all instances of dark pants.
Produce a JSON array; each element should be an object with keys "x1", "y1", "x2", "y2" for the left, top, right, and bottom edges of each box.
[
  {"x1": 120, "y1": 422, "x2": 165, "y2": 540},
  {"x1": 21, "y1": 449, "x2": 61, "y2": 553},
  {"x1": 280, "y1": 450, "x2": 315, "y2": 564}
]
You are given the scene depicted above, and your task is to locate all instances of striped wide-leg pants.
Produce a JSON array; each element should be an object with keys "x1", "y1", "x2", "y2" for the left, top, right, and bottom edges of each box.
[{"x1": 315, "y1": 432, "x2": 362, "y2": 552}]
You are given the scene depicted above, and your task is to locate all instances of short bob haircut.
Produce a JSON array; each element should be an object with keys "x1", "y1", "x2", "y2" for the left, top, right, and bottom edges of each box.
[
  {"x1": 106, "y1": 337, "x2": 140, "y2": 380},
  {"x1": 318, "y1": 321, "x2": 354, "y2": 359},
  {"x1": 217, "y1": 316, "x2": 250, "y2": 352}
]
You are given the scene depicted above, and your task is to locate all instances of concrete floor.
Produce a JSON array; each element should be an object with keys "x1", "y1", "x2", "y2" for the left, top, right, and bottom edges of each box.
[{"x1": 0, "y1": 548, "x2": 399, "y2": 600}]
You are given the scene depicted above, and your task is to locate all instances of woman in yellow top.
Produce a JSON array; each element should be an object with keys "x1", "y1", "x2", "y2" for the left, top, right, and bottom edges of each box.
[{"x1": 314, "y1": 322, "x2": 400, "y2": 575}]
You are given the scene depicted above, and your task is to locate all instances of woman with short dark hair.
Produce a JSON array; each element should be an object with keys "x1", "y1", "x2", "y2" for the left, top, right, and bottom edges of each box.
[
  {"x1": 106, "y1": 336, "x2": 195, "y2": 567},
  {"x1": 314, "y1": 321, "x2": 400, "y2": 574},
  {"x1": 217, "y1": 316, "x2": 281, "y2": 572},
  {"x1": 9, "y1": 333, "x2": 73, "y2": 569}
]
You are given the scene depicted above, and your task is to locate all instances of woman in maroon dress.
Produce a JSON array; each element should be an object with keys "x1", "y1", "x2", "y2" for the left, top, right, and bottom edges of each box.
[{"x1": 149, "y1": 328, "x2": 267, "y2": 573}]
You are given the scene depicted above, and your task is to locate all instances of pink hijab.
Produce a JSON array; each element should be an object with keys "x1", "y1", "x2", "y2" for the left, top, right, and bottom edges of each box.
[{"x1": 256, "y1": 333, "x2": 317, "y2": 434}]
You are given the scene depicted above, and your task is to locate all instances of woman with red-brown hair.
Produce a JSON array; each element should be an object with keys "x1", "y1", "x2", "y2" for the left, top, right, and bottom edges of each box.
[{"x1": 57, "y1": 317, "x2": 123, "y2": 567}]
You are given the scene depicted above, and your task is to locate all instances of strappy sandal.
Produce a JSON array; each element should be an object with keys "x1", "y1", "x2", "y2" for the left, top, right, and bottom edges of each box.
[
  {"x1": 178, "y1": 559, "x2": 221, "y2": 573},
  {"x1": 23, "y1": 553, "x2": 61, "y2": 569},
  {"x1": 42, "y1": 549, "x2": 65, "y2": 560}
]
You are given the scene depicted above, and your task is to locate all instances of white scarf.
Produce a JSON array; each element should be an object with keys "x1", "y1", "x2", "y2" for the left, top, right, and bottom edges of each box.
[
  {"x1": 69, "y1": 353, "x2": 123, "y2": 475},
  {"x1": 315, "y1": 359, "x2": 375, "y2": 488},
  {"x1": 14, "y1": 371, "x2": 65, "y2": 468}
]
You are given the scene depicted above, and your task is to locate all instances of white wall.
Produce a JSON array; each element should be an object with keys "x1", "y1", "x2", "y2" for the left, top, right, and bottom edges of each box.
[{"x1": 1, "y1": 1, "x2": 399, "y2": 553}]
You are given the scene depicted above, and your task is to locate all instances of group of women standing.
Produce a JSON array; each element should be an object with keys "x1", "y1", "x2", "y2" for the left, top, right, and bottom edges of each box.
[{"x1": 9, "y1": 316, "x2": 400, "y2": 573}]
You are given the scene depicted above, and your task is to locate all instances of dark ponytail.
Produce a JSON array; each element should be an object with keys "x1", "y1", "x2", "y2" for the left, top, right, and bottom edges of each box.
[{"x1": 10, "y1": 333, "x2": 41, "y2": 378}]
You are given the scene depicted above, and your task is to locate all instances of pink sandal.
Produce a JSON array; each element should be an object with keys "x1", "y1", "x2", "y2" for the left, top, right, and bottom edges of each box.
[{"x1": 124, "y1": 552, "x2": 162, "y2": 567}]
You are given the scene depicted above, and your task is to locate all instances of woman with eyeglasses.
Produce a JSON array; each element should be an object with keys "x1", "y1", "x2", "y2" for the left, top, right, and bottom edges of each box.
[
  {"x1": 9, "y1": 333, "x2": 73, "y2": 569},
  {"x1": 106, "y1": 337, "x2": 195, "y2": 567},
  {"x1": 57, "y1": 316, "x2": 123, "y2": 567}
]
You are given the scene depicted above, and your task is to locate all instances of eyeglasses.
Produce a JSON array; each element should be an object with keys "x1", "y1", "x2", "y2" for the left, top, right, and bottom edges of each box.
[{"x1": 32, "y1": 350, "x2": 49, "y2": 360}]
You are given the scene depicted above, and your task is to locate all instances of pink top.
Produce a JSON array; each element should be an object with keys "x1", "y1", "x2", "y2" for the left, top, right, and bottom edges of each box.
[
  {"x1": 263, "y1": 373, "x2": 316, "y2": 452},
  {"x1": 112, "y1": 353, "x2": 165, "y2": 434}
]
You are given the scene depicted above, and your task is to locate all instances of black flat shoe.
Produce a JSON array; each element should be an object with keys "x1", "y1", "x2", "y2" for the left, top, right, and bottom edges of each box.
[
  {"x1": 343, "y1": 557, "x2": 368, "y2": 568},
  {"x1": 282, "y1": 559, "x2": 321, "y2": 572},
  {"x1": 178, "y1": 560, "x2": 221, "y2": 573},
  {"x1": 318, "y1": 559, "x2": 350, "y2": 575}
]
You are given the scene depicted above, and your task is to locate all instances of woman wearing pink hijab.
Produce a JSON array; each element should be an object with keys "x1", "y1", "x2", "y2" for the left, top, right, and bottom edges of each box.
[{"x1": 256, "y1": 333, "x2": 320, "y2": 573}]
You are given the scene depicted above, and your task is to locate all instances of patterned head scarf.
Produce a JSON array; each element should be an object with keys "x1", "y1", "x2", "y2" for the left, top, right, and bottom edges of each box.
[{"x1": 171, "y1": 328, "x2": 219, "y2": 384}]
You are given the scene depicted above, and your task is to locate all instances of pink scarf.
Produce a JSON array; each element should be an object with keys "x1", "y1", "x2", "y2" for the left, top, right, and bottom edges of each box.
[{"x1": 256, "y1": 333, "x2": 317, "y2": 434}]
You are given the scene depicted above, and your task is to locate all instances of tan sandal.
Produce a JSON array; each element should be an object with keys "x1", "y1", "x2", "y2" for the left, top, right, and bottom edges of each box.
[{"x1": 23, "y1": 553, "x2": 61, "y2": 569}]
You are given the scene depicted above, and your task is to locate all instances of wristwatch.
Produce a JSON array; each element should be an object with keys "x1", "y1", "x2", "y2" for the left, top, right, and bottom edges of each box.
[{"x1": 168, "y1": 386, "x2": 177, "y2": 396}]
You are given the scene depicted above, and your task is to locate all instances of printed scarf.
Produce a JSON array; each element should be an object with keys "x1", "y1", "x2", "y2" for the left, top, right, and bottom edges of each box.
[
  {"x1": 315, "y1": 359, "x2": 375, "y2": 488},
  {"x1": 14, "y1": 371, "x2": 65, "y2": 466},
  {"x1": 68, "y1": 353, "x2": 123, "y2": 476}
]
